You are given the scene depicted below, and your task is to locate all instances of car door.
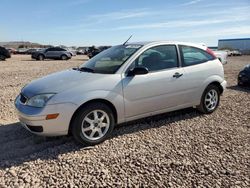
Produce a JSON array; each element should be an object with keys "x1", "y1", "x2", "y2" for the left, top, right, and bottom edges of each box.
[
  {"x1": 45, "y1": 48, "x2": 55, "y2": 58},
  {"x1": 179, "y1": 45, "x2": 218, "y2": 104},
  {"x1": 54, "y1": 47, "x2": 65, "y2": 58},
  {"x1": 122, "y1": 45, "x2": 190, "y2": 119}
]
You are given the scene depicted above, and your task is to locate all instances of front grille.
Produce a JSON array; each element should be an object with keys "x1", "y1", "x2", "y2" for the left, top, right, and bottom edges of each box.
[{"x1": 20, "y1": 94, "x2": 27, "y2": 104}]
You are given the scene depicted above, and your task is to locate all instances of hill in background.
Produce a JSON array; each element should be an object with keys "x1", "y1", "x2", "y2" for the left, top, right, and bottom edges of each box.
[{"x1": 0, "y1": 41, "x2": 52, "y2": 49}]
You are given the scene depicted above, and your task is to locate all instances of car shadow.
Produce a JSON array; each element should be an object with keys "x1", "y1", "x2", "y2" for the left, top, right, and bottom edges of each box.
[
  {"x1": 0, "y1": 108, "x2": 201, "y2": 169},
  {"x1": 227, "y1": 85, "x2": 250, "y2": 93}
]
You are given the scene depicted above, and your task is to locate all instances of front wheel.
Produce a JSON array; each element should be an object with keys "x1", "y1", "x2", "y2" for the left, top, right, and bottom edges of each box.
[
  {"x1": 71, "y1": 103, "x2": 115, "y2": 146},
  {"x1": 197, "y1": 85, "x2": 220, "y2": 114},
  {"x1": 37, "y1": 54, "x2": 44, "y2": 61}
]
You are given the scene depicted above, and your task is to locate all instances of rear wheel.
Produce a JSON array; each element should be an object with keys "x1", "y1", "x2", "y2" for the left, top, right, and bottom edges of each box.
[
  {"x1": 71, "y1": 102, "x2": 115, "y2": 145},
  {"x1": 61, "y1": 55, "x2": 68, "y2": 60},
  {"x1": 197, "y1": 85, "x2": 220, "y2": 114},
  {"x1": 0, "y1": 55, "x2": 6, "y2": 61}
]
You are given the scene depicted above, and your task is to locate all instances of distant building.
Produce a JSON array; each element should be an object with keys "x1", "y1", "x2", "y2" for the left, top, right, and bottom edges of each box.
[{"x1": 218, "y1": 38, "x2": 250, "y2": 55}]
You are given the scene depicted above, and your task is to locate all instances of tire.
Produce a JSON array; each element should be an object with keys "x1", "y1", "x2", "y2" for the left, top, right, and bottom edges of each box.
[
  {"x1": 238, "y1": 80, "x2": 244, "y2": 86},
  {"x1": 61, "y1": 55, "x2": 68, "y2": 60},
  {"x1": 71, "y1": 102, "x2": 115, "y2": 146},
  {"x1": 197, "y1": 84, "x2": 220, "y2": 114},
  {"x1": 37, "y1": 54, "x2": 44, "y2": 61},
  {"x1": 0, "y1": 55, "x2": 6, "y2": 61}
]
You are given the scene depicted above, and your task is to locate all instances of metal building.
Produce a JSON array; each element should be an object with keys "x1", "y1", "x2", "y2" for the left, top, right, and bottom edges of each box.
[{"x1": 218, "y1": 38, "x2": 250, "y2": 55}]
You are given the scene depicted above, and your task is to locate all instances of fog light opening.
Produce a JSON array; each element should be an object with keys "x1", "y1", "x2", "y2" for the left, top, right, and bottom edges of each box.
[{"x1": 46, "y1": 113, "x2": 59, "y2": 120}]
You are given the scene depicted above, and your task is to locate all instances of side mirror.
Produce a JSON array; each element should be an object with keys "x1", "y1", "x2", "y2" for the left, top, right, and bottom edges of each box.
[{"x1": 127, "y1": 67, "x2": 149, "y2": 77}]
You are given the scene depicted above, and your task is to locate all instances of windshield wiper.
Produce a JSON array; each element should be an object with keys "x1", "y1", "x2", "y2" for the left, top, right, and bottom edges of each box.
[{"x1": 73, "y1": 67, "x2": 94, "y2": 73}]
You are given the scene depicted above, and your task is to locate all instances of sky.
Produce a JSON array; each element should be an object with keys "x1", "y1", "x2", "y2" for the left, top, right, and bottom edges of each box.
[{"x1": 0, "y1": 0, "x2": 250, "y2": 46}]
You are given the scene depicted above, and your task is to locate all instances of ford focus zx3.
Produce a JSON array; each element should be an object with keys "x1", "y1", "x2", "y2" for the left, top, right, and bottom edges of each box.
[{"x1": 15, "y1": 41, "x2": 227, "y2": 145}]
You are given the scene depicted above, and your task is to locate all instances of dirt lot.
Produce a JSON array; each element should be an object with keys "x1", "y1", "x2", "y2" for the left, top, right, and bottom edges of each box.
[{"x1": 0, "y1": 55, "x2": 249, "y2": 187}]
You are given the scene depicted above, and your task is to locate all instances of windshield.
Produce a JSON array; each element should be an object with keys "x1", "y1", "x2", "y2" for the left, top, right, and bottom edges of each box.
[{"x1": 80, "y1": 45, "x2": 142, "y2": 74}]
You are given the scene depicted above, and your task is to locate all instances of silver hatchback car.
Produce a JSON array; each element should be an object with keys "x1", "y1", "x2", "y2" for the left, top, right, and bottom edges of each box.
[{"x1": 15, "y1": 41, "x2": 227, "y2": 145}]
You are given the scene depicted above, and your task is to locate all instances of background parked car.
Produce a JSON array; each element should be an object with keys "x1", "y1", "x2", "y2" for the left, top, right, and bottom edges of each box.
[
  {"x1": 76, "y1": 50, "x2": 85, "y2": 55},
  {"x1": 25, "y1": 48, "x2": 40, "y2": 55},
  {"x1": 65, "y1": 48, "x2": 77, "y2": 56},
  {"x1": 213, "y1": 50, "x2": 228, "y2": 64},
  {"x1": 31, "y1": 47, "x2": 72, "y2": 60},
  {"x1": 0, "y1": 46, "x2": 11, "y2": 61},
  {"x1": 7, "y1": 48, "x2": 17, "y2": 54},
  {"x1": 16, "y1": 48, "x2": 29, "y2": 54},
  {"x1": 87, "y1": 46, "x2": 101, "y2": 59},
  {"x1": 238, "y1": 64, "x2": 250, "y2": 86},
  {"x1": 232, "y1": 50, "x2": 242, "y2": 56},
  {"x1": 87, "y1": 46, "x2": 111, "y2": 59},
  {"x1": 69, "y1": 50, "x2": 77, "y2": 56},
  {"x1": 226, "y1": 50, "x2": 233, "y2": 56}
]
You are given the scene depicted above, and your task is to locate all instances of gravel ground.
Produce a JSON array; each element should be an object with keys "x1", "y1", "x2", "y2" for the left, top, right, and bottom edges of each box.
[{"x1": 0, "y1": 55, "x2": 249, "y2": 187}]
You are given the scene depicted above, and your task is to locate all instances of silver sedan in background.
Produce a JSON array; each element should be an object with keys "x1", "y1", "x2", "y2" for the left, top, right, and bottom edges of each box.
[{"x1": 15, "y1": 41, "x2": 227, "y2": 145}]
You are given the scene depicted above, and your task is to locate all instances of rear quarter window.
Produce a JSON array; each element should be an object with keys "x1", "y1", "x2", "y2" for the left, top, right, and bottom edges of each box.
[{"x1": 179, "y1": 45, "x2": 215, "y2": 67}]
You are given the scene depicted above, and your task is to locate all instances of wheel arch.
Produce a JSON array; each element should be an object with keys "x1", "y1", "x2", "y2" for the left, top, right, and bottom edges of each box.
[
  {"x1": 38, "y1": 53, "x2": 45, "y2": 57},
  {"x1": 202, "y1": 74, "x2": 225, "y2": 95},
  {"x1": 64, "y1": 52, "x2": 71, "y2": 58},
  {"x1": 68, "y1": 98, "x2": 118, "y2": 135},
  {"x1": 38, "y1": 53, "x2": 45, "y2": 59},
  {"x1": 206, "y1": 81, "x2": 224, "y2": 94}
]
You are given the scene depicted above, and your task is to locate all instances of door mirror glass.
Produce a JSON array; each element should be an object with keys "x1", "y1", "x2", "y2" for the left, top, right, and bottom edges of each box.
[{"x1": 127, "y1": 67, "x2": 149, "y2": 76}]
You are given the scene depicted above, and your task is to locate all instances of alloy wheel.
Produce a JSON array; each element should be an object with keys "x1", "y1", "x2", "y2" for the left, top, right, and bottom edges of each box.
[
  {"x1": 204, "y1": 89, "x2": 218, "y2": 111},
  {"x1": 81, "y1": 110, "x2": 110, "y2": 141}
]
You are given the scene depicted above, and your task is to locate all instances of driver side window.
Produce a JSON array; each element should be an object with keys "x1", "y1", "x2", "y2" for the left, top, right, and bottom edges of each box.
[
  {"x1": 46, "y1": 48, "x2": 54, "y2": 52},
  {"x1": 130, "y1": 45, "x2": 178, "y2": 72}
]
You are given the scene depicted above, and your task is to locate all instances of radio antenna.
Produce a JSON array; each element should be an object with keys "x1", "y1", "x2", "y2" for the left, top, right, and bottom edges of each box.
[{"x1": 123, "y1": 35, "x2": 133, "y2": 45}]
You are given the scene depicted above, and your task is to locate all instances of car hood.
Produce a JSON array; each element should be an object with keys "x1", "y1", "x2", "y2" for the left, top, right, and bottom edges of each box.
[{"x1": 21, "y1": 69, "x2": 108, "y2": 98}]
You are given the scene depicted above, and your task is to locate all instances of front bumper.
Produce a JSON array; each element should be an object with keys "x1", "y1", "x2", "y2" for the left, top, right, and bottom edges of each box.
[
  {"x1": 31, "y1": 56, "x2": 37, "y2": 59},
  {"x1": 31, "y1": 53, "x2": 39, "y2": 59},
  {"x1": 6, "y1": 53, "x2": 11, "y2": 58},
  {"x1": 15, "y1": 96, "x2": 78, "y2": 136},
  {"x1": 220, "y1": 80, "x2": 227, "y2": 91}
]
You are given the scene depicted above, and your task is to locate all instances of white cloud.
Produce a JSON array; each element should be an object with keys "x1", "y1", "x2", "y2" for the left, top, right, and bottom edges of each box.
[
  {"x1": 87, "y1": 8, "x2": 155, "y2": 22},
  {"x1": 111, "y1": 15, "x2": 249, "y2": 31}
]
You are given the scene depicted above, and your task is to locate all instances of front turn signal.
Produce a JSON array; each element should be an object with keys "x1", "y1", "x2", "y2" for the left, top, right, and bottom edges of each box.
[{"x1": 46, "y1": 113, "x2": 59, "y2": 120}]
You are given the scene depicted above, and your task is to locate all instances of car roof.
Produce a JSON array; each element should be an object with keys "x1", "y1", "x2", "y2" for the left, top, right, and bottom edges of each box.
[{"x1": 127, "y1": 41, "x2": 207, "y2": 50}]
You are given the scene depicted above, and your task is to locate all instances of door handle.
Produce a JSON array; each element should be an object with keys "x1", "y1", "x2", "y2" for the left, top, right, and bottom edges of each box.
[{"x1": 173, "y1": 72, "x2": 183, "y2": 78}]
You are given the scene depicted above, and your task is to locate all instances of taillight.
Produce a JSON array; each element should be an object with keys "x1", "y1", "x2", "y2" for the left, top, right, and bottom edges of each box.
[{"x1": 206, "y1": 48, "x2": 216, "y2": 58}]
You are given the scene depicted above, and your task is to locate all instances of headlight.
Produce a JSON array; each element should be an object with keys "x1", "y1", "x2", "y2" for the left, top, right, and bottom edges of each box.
[{"x1": 26, "y1": 94, "x2": 55, "y2": 108}]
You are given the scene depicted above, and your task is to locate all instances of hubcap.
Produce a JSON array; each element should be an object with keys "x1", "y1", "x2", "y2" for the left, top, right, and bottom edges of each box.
[
  {"x1": 81, "y1": 110, "x2": 110, "y2": 141},
  {"x1": 205, "y1": 89, "x2": 218, "y2": 111}
]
